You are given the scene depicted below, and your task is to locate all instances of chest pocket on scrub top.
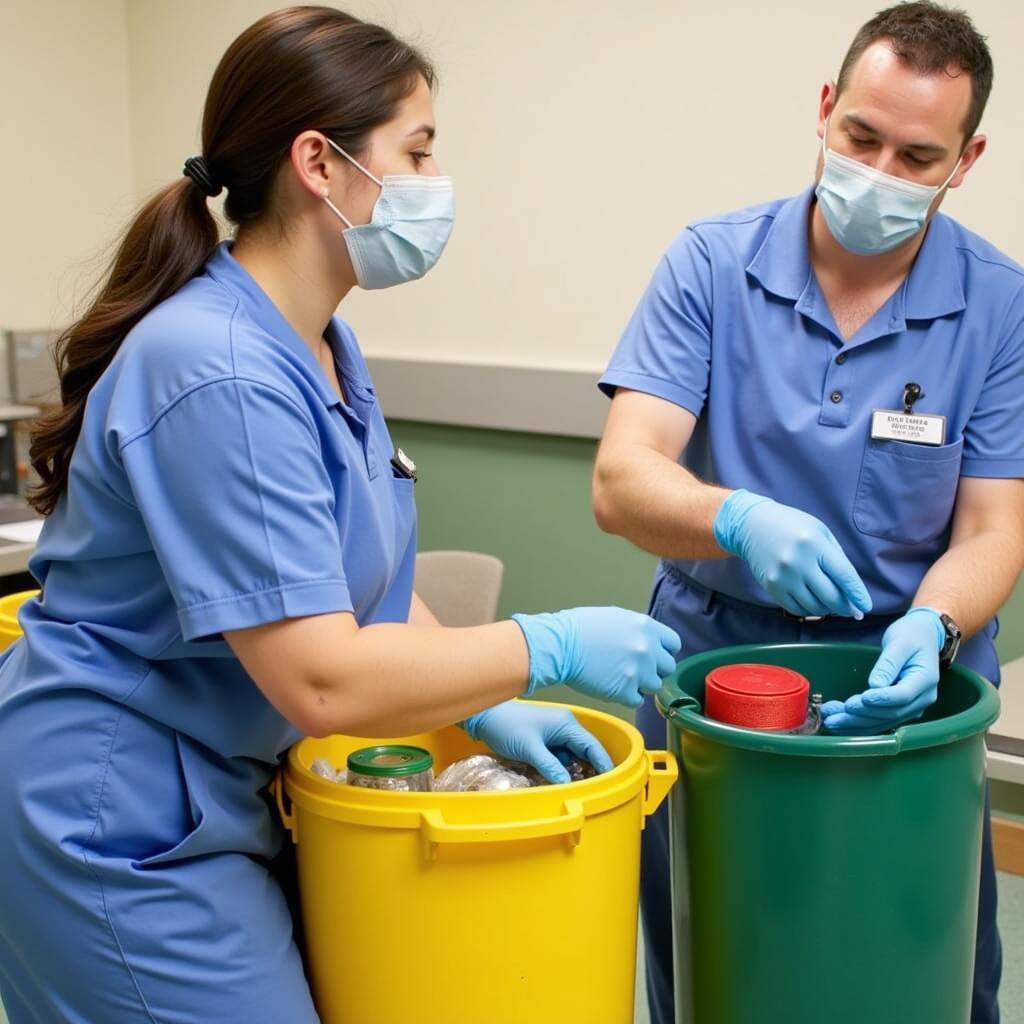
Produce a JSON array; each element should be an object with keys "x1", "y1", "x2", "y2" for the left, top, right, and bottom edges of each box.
[
  {"x1": 852, "y1": 435, "x2": 964, "y2": 545},
  {"x1": 389, "y1": 468, "x2": 417, "y2": 541}
]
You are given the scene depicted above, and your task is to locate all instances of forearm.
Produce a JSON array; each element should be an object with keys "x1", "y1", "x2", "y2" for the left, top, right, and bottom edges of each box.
[
  {"x1": 316, "y1": 619, "x2": 526, "y2": 736},
  {"x1": 593, "y1": 441, "x2": 730, "y2": 559},
  {"x1": 914, "y1": 528, "x2": 1024, "y2": 639},
  {"x1": 228, "y1": 613, "x2": 528, "y2": 739}
]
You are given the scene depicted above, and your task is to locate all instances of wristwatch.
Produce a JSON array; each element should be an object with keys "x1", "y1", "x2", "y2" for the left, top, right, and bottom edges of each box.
[{"x1": 938, "y1": 612, "x2": 962, "y2": 670}]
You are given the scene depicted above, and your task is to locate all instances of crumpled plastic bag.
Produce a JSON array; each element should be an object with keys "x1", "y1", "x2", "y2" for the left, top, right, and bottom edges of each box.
[
  {"x1": 434, "y1": 754, "x2": 597, "y2": 792},
  {"x1": 310, "y1": 758, "x2": 348, "y2": 784}
]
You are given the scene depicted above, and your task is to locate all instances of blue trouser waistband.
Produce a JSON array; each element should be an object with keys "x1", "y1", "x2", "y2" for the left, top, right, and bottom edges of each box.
[{"x1": 665, "y1": 565, "x2": 904, "y2": 631}]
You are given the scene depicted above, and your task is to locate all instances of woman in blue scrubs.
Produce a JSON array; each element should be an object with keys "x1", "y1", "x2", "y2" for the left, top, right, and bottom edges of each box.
[{"x1": 0, "y1": 9, "x2": 681, "y2": 1022}]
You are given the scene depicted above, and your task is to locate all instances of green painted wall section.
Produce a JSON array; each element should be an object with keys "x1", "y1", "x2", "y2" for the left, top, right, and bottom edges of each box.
[
  {"x1": 1001, "y1": 593, "x2": 1024, "y2": 665},
  {"x1": 391, "y1": 420, "x2": 655, "y2": 618},
  {"x1": 391, "y1": 418, "x2": 1024, "y2": 665}
]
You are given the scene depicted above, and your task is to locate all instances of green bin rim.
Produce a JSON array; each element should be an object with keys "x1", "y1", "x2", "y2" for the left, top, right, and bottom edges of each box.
[{"x1": 656, "y1": 642, "x2": 1000, "y2": 758}]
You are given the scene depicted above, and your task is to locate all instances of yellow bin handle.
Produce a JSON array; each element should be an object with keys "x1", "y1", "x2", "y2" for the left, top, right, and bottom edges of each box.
[
  {"x1": 420, "y1": 799, "x2": 585, "y2": 860},
  {"x1": 641, "y1": 750, "x2": 678, "y2": 827},
  {"x1": 272, "y1": 772, "x2": 298, "y2": 844}
]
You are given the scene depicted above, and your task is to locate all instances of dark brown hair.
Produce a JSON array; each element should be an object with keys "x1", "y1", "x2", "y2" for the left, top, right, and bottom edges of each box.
[
  {"x1": 837, "y1": 1, "x2": 993, "y2": 141},
  {"x1": 29, "y1": 6, "x2": 434, "y2": 516}
]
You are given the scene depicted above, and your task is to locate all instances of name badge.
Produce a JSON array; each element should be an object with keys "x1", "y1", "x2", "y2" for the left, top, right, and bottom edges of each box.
[{"x1": 870, "y1": 409, "x2": 946, "y2": 446}]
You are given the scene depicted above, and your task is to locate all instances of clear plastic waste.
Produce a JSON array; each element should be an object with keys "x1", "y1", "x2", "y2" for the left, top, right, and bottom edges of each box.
[
  {"x1": 564, "y1": 757, "x2": 599, "y2": 782},
  {"x1": 311, "y1": 757, "x2": 347, "y2": 784},
  {"x1": 311, "y1": 749, "x2": 599, "y2": 790},
  {"x1": 435, "y1": 755, "x2": 533, "y2": 792},
  {"x1": 435, "y1": 754, "x2": 598, "y2": 792},
  {"x1": 790, "y1": 693, "x2": 824, "y2": 736}
]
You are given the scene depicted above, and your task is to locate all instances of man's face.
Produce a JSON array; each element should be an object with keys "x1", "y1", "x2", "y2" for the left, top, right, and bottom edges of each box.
[{"x1": 816, "y1": 40, "x2": 981, "y2": 196}]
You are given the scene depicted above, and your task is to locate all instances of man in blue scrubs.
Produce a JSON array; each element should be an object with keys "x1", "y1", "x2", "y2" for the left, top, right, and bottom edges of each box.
[{"x1": 593, "y1": 4, "x2": 1024, "y2": 1023}]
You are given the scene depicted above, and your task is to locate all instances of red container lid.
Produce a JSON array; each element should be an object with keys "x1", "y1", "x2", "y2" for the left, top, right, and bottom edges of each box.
[{"x1": 704, "y1": 664, "x2": 811, "y2": 731}]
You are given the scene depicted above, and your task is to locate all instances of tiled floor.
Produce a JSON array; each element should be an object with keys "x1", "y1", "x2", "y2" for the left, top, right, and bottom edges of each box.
[{"x1": 2, "y1": 873, "x2": 1021, "y2": 1023}]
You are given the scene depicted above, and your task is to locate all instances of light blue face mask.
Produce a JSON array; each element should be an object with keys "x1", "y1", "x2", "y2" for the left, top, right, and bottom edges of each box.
[
  {"x1": 323, "y1": 139, "x2": 455, "y2": 290},
  {"x1": 815, "y1": 124, "x2": 961, "y2": 256}
]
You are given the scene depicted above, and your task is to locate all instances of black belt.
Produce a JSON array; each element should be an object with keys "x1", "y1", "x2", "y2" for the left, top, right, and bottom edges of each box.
[{"x1": 664, "y1": 566, "x2": 902, "y2": 632}]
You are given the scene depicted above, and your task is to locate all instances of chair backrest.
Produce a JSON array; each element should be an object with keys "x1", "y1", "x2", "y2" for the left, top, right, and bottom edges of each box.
[{"x1": 413, "y1": 550, "x2": 505, "y2": 627}]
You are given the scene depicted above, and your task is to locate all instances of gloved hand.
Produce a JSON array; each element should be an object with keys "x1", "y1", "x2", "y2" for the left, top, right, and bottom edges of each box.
[
  {"x1": 461, "y1": 699, "x2": 615, "y2": 784},
  {"x1": 511, "y1": 607, "x2": 682, "y2": 708},
  {"x1": 821, "y1": 607, "x2": 945, "y2": 734},
  {"x1": 713, "y1": 489, "x2": 873, "y2": 619}
]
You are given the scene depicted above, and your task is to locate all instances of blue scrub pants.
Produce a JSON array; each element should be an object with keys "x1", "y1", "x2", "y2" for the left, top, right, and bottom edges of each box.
[
  {"x1": 639, "y1": 569, "x2": 1002, "y2": 1024},
  {"x1": 0, "y1": 694, "x2": 320, "y2": 1024}
]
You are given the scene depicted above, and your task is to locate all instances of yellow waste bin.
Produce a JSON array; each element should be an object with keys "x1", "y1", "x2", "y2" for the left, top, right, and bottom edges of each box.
[
  {"x1": 277, "y1": 700, "x2": 677, "y2": 1024},
  {"x1": 0, "y1": 590, "x2": 38, "y2": 652}
]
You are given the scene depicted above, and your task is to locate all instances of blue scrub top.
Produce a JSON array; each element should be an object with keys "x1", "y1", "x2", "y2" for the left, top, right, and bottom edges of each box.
[
  {"x1": 600, "y1": 186, "x2": 1024, "y2": 614},
  {"x1": 0, "y1": 241, "x2": 416, "y2": 863}
]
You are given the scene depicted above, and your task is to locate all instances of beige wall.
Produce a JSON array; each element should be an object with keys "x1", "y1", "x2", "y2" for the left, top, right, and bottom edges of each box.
[
  {"x1": 5, "y1": 1, "x2": 1023, "y2": 369},
  {"x1": 0, "y1": 0, "x2": 134, "y2": 332}
]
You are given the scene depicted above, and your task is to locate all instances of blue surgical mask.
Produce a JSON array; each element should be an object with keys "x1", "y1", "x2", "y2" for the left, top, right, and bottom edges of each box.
[
  {"x1": 323, "y1": 139, "x2": 455, "y2": 289},
  {"x1": 815, "y1": 123, "x2": 961, "y2": 256}
]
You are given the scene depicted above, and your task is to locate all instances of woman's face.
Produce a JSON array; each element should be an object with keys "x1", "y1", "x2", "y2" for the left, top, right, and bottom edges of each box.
[{"x1": 337, "y1": 74, "x2": 441, "y2": 226}]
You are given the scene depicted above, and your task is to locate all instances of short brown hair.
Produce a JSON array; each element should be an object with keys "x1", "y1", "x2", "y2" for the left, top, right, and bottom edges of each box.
[{"x1": 837, "y1": 1, "x2": 993, "y2": 141}]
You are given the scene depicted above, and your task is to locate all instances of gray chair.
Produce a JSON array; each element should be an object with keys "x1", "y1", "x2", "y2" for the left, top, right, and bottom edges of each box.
[{"x1": 413, "y1": 550, "x2": 504, "y2": 627}]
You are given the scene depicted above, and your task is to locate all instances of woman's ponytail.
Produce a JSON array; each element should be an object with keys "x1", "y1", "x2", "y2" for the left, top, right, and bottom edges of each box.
[{"x1": 28, "y1": 177, "x2": 219, "y2": 515}]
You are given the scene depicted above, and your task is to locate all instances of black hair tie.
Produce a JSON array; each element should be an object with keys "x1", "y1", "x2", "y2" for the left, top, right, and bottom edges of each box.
[{"x1": 182, "y1": 156, "x2": 223, "y2": 198}]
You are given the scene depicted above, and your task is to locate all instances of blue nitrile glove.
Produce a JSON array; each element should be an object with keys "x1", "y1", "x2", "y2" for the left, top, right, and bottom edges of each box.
[
  {"x1": 713, "y1": 489, "x2": 873, "y2": 619},
  {"x1": 460, "y1": 699, "x2": 615, "y2": 784},
  {"x1": 511, "y1": 607, "x2": 682, "y2": 708},
  {"x1": 821, "y1": 607, "x2": 945, "y2": 734}
]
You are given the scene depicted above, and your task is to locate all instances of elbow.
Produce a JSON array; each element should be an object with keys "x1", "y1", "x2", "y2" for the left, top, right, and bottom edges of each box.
[
  {"x1": 591, "y1": 461, "x2": 621, "y2": 535},
  {"x1": 289, "y1": 701, "x2": 336, "y2": 739},
  {"x1": 291, "y1": 675, "x2": 387, "y2": 739},
  {"x1": 293, "y1": 703, "x2": 363, "y2": 740},
  {"x1": 592, "y1": 492, "x2": 618, "y2": 535},
  {"x1": 287, "y1": 677, "x2": 358, "y2": 739},
  {"x1": 297, "y1": 713, "x2": 336, "y2": 740}
]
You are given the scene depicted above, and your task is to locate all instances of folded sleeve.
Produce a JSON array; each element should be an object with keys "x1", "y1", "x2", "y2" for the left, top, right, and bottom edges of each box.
[
  {"x1": 120, "y1": 378, "x2": 352, "y2": 641},
  {"x1": 598, "y1": 227, "x2": 713, "y2": 416},
  {"x1": 961, "y1": 290, "x2": 1024, "y2": 478}
]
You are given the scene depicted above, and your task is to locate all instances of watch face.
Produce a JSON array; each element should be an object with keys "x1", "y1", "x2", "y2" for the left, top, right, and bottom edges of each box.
[{"x1": 939, "y1": 615, "x2": 961, "y2": 667}]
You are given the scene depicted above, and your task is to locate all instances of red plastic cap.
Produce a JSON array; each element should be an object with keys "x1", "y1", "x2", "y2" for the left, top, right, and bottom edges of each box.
[{"x1": 704, "y1": 664, "x2": 811, "y2": 731}]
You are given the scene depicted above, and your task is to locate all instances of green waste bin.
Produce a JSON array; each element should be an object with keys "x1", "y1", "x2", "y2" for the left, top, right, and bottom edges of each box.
[{"x1": 657, "y1": 642, "x2": 1000, "y2": 1024}]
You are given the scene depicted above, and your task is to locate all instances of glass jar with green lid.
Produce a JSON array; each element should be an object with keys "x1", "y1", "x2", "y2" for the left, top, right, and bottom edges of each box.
[{"x1": 346, "y1": 745, "x2": 434, "y2": 792}]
